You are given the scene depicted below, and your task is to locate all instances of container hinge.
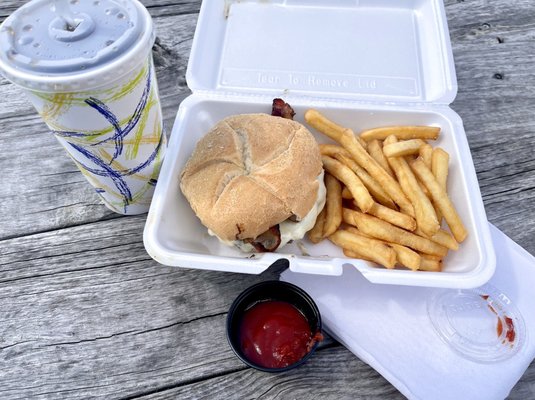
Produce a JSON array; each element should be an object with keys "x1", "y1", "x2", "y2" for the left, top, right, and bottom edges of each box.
[{"x1": 188, "y1": 89, "x2": 452, "y2": 110}]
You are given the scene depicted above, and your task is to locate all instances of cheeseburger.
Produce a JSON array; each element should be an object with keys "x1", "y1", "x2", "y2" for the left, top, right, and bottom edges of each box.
[{"x1": 180, "y1": 113, "x2": 326, "y2": 252}]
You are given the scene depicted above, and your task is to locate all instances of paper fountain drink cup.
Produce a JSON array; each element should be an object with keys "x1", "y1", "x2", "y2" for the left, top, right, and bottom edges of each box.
[{"x1": 0, "y1": 0, "x2": 166, "y2": 214}]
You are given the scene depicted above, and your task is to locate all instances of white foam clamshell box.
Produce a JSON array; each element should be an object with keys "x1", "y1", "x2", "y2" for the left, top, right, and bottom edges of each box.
[{"x1": 143, "y1": 0, "x2": 496, "y2": 288}]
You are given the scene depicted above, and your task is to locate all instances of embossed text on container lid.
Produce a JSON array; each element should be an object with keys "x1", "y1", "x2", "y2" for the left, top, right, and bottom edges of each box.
[{"x1": 186, "y1": 0, "x2": 457, "y2": 104}]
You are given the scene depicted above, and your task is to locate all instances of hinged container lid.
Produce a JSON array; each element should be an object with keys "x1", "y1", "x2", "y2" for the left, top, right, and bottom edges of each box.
[{"x1": 186, "y1": 0, "x2": 457, "y2": 104}]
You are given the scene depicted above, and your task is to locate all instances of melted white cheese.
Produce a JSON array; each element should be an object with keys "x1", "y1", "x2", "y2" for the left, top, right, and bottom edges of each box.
[
  {"x1": 209, "y1": 171, "x2": 326, "y2": 252},
  {"x1": 279, "y1": 170, "x2": 326, "y2": 249}
]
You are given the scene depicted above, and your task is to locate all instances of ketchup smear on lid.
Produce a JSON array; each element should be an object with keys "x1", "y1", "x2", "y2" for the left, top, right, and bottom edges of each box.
[{"x1": 239, "y1": 300, "x2": 320, "y2": 369}]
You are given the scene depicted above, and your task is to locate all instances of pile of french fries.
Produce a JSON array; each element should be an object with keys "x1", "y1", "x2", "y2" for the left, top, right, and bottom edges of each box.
[{"x1": 305, "y1": 109, "x2": 467, "y2": 272}]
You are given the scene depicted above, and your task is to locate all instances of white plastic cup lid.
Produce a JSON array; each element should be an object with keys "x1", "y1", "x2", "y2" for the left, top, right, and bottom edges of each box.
[
  {"x1": 0, "y1": 0, "x2": 154, "y2": 92},
  {"x1": 427, "y1": 284, "x2": 526, "y2": 363}
]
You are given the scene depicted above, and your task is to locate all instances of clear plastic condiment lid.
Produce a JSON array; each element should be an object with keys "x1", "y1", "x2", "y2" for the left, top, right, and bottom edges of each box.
[
  {"x1": 427, "y1": 284, "x2": 526, "y2": 363},
  {"x1": 187, "y1": 0, "x2": 457, "y2": 104},
  {"x1": 0, "y1": 0, "x2": 154, "y2": 92}
]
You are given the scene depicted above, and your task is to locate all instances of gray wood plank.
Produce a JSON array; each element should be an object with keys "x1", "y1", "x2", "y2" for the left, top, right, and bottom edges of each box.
[
  {"x1": 135, "y1": 346, "x2": 405, "y2": 400},
  {"x1": 445, "y1": 0, "x2": 535, "y2": 255}
]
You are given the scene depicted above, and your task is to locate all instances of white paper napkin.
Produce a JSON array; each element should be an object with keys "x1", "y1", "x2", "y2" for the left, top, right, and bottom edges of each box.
[{"x1": 281, "y1": 223, "x2": 535, "y2": 400}]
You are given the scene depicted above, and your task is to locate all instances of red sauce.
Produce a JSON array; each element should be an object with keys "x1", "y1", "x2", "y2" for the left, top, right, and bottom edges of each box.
[
  {"x1": 239, "y1": 300, "x2": 315, "y2": 369},
  {"x1": 505, "y1": 317, "x2": 515, "y2": 343},
  {"x1": 481, "y1": 295, "x2": 516, "y2": 345}
]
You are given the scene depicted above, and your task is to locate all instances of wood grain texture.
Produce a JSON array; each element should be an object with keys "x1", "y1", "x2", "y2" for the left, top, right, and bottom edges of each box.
[
  {"x1": 0, "y1": 0, "x2": 534, "y2": 399},
  {"x1": 446, "y1": 0, "x2": 535, "y2": 255}
]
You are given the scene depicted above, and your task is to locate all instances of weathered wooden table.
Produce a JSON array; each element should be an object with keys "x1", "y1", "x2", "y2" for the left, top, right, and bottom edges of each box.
[{"x1": 1, "y1": 1, "x2": 534, "y2": 398}]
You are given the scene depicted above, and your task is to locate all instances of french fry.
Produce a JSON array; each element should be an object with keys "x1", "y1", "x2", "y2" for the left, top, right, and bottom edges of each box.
[
  {"x1": 344, "y1": 210, "x2": 448, "y2": 257},
  {"x1": 360, "y1": 126, "x2": 441, "y2": 141},
  {"x1": 383, "y1": 139, "x2": 426, "y2": 158},
  {"x1": 319, "y1": 143, "x2": 347, "y2": 158},
  {"x1": 419, "y1": 256, "x2": 442, "y2": 272},
  {"x1": 342, "y1": 208, "x2": 355, "y2": 226},
  {"x1": 320, "y1": 144, "x2": 396, "y2": 208},
  {"x1": 357, "y1": 136, "x2": 368, "y2": 150},
  {"x1": 367, "y1": 139, "x2": 395, "y2": 178},
  {"x1": 321, "y1": 155, "x2": 374, "y2": 213},
  {"x1": 323, "y1": 173, "x2": 343, "y2": 237},
  {"x1": 341, "y1": 186, "x2": 352, "y2": 200},
  {"x1": 391, "y1": 243, "x2": 421, "y2": 271},
  {"x1": 432, "y1": 148, "x2": 449, "y2": 188},
  {"x1": 329, "y1": 229, "x2": 396, "y2": 269},
  {"x1": 384, "y1": 136, "x2": 439, "y2": 236},
  {"x1": 334, "y1": 152, "x2": 396, "y2": 209},
  {"x1": 343, "y1": 248, "x2": 374, "y2": 262},
  {"x1": 410, "y1": 158, "x2": 468, "y2": 242},
  {"x1": 420, "y1": 143, "x2": 433, "y2": 168},
  {"x1": 345, "y1": 226, "x2": 420, "y2": 270},
  {"x1": 307, "y1": 207, "x2": 326, "y2": 244},
  {"x1": 305, "y1": 109, "x2": 352, "y2": 143},
  {"x1": 431, "y1": 147, "x2": 449, "y2": 222},
  {"x1": 414, "y1": 228, "x2": 459, "y2": 251},
  {"x1": 348, "y1": 203, "x2": 416, "y2": 231},
  {"x1": 305, "y1": 110, "x2": 414, "y2": 216}
]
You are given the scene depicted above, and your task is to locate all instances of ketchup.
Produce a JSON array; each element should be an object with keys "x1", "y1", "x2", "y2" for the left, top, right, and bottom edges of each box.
[{"x1": 239, "y1": 300, "x2": 315, "y2": 369}]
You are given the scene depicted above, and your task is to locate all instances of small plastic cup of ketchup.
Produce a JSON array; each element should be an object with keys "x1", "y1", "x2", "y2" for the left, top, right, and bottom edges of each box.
[{"x1": 226, "y1": 280, "x2": 323, "y2": 372}]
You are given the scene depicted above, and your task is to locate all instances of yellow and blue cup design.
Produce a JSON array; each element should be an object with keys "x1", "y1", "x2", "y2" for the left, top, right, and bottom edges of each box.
[
  {"x1": 28, "y1": 57, "x2": 165, "y2": 214},
  {"x1": 0, "y1": 0, "x2": 165, "y2": 214}
]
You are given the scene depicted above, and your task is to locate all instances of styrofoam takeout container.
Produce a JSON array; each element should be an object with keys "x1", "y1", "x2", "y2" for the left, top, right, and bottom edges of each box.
[{"x1": 144, "y1": 0, "x2": 496, "y2": 288}]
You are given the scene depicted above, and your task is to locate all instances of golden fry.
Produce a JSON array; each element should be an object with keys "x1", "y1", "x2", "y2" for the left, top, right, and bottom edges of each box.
[
  {"x1": 410, "y1": 158, "x2": 468, "y2": 242},
  {"x1": 419, "y1": 256, "x2": 442, "y2": 272},
  {"x1": 306, "y1": 110, "x2": 414, "y2": 216},
  {"x1": 344, "y1": 210, "x2": 448, "y2": 257},
  {"x1": 329, "y1": 229, "x2": 396, "y2": 269},
  {"x1": 307, "y1": 207, "x2": 326, "y2": 244},
  {"x1": 345, "y1": 226, "x2": 420, "y2": 270},
  {"x1": 391, "y1": 243, "x2": 421, "y2": 271},
  {"x1": 320, "y1": 144, "x2": 395, "y2": 208},
  {"x1": 384, "y1": 136, "x2": 439, "y2": 236},
  {"x1": 367, "y1": 139, "x2": 395, "y2": 178},
  {"x1": 349, "y1": 202, "x2": 416, "y2": 231},
  {"x1": 420, "y1": 143, "x2": 433, "y2": 169},
  {"x1": 305, "y1": 109, "x2": 352, "y2": 143},
  {"x1": 360, "y1": 126, "x2": 441, "y2": 141},
  {"x1": 323, "y1": 173, "x2": 343, "y2": 237},
  {"x1": 357, "y1": 136, "x2": 368, "y2": 150},
  {"x1": 432, "y1": 148, "x2": 449, "y2": 189},
  {"x1": 321, "y1": 143, "x2": 396, "y2": 209},
  {"x1": 431, "y1": 147, "x2": 449, "y2": 222},
  {"x1": 383, "y1": 139, "x2": 426, "y2": 158},
  {"x1": 319, "y1": 143, "x2": 347, "y2": 158},
  {"x1": 343, "y1": 248, "x2": 374, "y2": 262},
  {"x1": 341, "y1": 186, "x2": 352, "y2": 200},
  {"x1": 334, "y1": 152, "x2": 396, "y2": 209},
  {"x1": 322, "y1": 155, "x2": 374, "y2": 213},
  {"x1": 414, "y1": 228, "x2": 459, "y2": 251}
]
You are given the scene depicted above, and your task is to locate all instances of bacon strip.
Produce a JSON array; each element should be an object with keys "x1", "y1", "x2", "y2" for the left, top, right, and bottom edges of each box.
[
  {"x1": 271, "y1": 98, "x2": 295, "y2": 120},
  {"x1": 245, "y1": 225, "x2": 281, "y2": 252}
]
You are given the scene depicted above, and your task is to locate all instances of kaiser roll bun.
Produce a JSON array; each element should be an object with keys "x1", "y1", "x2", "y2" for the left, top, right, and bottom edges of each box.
[{"x1": 180, "y1": 113, "x2": 323, "y2": 242}]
